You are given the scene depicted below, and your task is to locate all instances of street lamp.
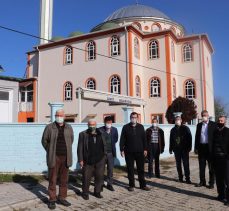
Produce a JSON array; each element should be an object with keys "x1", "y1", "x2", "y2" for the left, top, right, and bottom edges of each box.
[{"x1": 0, "y1": 65, "x2": 5, "y2": 72}]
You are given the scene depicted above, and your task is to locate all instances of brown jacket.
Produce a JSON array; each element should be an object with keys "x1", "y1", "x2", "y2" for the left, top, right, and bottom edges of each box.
[
  {"x1": 41, "y1": 122, "x2": 74, "y2": 168},
  {"x1": 146, "y1": 126, "x2": 165, "y2": 153}
]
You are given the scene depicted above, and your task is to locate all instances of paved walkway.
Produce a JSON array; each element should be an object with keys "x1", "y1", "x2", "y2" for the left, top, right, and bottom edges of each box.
[{"x1": 0, "y1": 154, "x2": 228, "y2": 211}]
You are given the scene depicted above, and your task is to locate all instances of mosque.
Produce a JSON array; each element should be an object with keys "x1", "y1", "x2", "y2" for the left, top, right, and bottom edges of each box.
[{"x1": 18, "y1": 2, "x2": 214, "y2": 124}]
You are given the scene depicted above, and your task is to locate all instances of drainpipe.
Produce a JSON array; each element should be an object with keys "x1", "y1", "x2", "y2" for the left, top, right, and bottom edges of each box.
[
  {"x1": 36, "y1": 46, "x2": 40, "y2": 122},
  {"x1": 198, "y1": 35, "x2": 204, "y2": 112},
  {"x1": 124, "y1": 26, "x2": 129, "y2": 96}
]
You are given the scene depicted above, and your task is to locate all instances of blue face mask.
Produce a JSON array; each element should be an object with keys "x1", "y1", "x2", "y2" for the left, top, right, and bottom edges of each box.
[{"x1": 55, "y1": 116, "x2": 64, "y2": 124}]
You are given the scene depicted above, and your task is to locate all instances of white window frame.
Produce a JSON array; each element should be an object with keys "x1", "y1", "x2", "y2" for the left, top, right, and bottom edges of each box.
[
  {"x1": 134, "y1": 37, "x2": 139, "y2": 59},
  {"x1": 149, "y1": 40, "x2": 159, "y2": 59},
  {"x1": 135, "y1": 76, "x2": 141, "y2": 97},
  {"x1": 110, "y1": 75, "x2": 120, "y2": 94},
  {"x1": 183, "y1": 44, "x2": 193, "y2": 62},
  {"x1": 185, "y1": 80, "x2": 195, "y2": 99},
  {"x1": 150, "y1": 78, "x2": 160, "y2": 97},
  {"x1": 65, "y1": 47, "x2": 73, "y2": 64},
  {"x1": 110, "y1": 36, "x2": 120, "y2": 57},
  {"x1": 86, "y1": 78, "x2": 96, "y2": 90},
  {"x1": 64, "y1": 82, "x2": 73, "y2": 101},
  {"x1": 87, "y1": 41, "x2": 96, "y2": 61}
]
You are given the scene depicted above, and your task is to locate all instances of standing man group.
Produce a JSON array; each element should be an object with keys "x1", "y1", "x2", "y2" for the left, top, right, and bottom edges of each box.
[{"x1": 42, "y1": 108, "x2": 229, "y2": 208}]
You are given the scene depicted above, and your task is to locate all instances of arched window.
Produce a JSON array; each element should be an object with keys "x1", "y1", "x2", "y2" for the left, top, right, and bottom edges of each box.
[
  {"x1": 149, "y1": 40, "x2": 159, "y2": 59},
  {"x1": 183, "y1": 43, "x2": 193, "y2": 62},
  {"x1": 64, "y1": 46, "x2": 73, "y2": 64},
  {"x1": 64, "y1": 82, "x2": 72, "y2": 101},
  {"x1": 133, "y1": 22, "x2": 142, "y2": 30},
  {"x1": 135, "y1": 76, "x2": 141, "y2": 97},
  {"x1": 110, "y1": 36, "x2": 120, "y2": 56},
  {"x1": 171, "y1": 41, "x2": 175, "y2": 61},
  {"x1": 185, "y1": 80, "x2": 195, "y2": 99},
  {"x1": 86, "y1": 78, "x2": 96, "y2": 90},
  {"x1": 173, "y1": 78, "x2": 176, "y2": 99},
  {"x1": 150, "y1": 77, "x2": 161, "y2": 97},
  {"x1": 134, "y1": 37, "x2": 140, "y2": 59},
  {"x1": 151, "y1": 23, "x2": 161, "y2": 32},
  {"x1": 87, "y1": 41, "x2": 96, "y2": 60},
  {"x1": 110, "y1": 75, "x2": 120, "y2": 94}
]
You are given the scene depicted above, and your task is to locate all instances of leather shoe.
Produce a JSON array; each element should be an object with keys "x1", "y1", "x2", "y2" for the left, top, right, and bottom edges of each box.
[
  {"x1": 82, "y1": 193, "x2": 89, "y2": 200},
  {"x1": 57, "y1": 199, "x2": 71, "y2": 207},
  {"x1": 128, "y1": 186, "x2": 134, "y2": 192},
  {"x1": 94, "y1": 192, "x2": 103, "y2": 198},
  {"x1": 48, "y1": 201, "x2": 56, "y2": 210},
  {"x1": 141, "y1": 186, "x2": 150, "y2": 191},
  {"x1": 195, "y1": 182, "x2": 206, "y2": 187},
  {"x1": 216, "y1": 195, "x2": 225, "y2": 202},
  {"x1": 186, "y1": 180, "x2": 192, "y2": 184},
  {"x1": 107, "y1": 185, "x2": 115, "y2": 191},
  {"x1": 207, "y1": 184, "x2": 214, "y2": 189}
]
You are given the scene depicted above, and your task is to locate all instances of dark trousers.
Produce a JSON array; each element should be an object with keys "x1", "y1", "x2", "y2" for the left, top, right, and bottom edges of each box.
[
  {"x1": 48, "y1": 155, "x2": 69, "y2": 201},
  {"x1": 174, "y1": 150, "x2": 190, "y2": 181},
  {"x1": 198, "y1": 144, "x2": 214, "y2": 185},
  {"x1": 125, "y1": 152, "x2": 146, "y2": 188},
  {"x1": 213, "y1": 157, "x2": 229, "y2": 200},
  {"x1": 105, "y1": 152, "x2": 114, "y2": 186},
  {"x1": 148, "y1": 143, "x2": 160, "y2": 176},
  {"x1": 82, "y1": 156, "x2": 106, "y2": 194}
]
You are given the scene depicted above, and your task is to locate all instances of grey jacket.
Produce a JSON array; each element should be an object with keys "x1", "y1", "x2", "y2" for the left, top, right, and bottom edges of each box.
[
  {"x1": 41, "y1": 122, "x2": 74, "y2": 168},
  {"x1": 77, "y1": 128, "x2": 107, "y2": 163}
]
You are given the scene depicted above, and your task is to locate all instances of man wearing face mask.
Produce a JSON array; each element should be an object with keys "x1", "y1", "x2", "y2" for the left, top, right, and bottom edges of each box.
[
  {"x1": 146, "y1": 118, "x2": 165, "y2": 178},
  {"x1": 120, "y1": 112, "x2": 150, "y2": 191},
  {"x1": 77, "y1": 119, "x2": 107, "y2": 200},
  {"x1": 99, "y1": 116, "x2": 118, "y2": 191},
  {"x1": 169, "y1": 115, "x2": 192, "y2": 184},
  {"x1": 212, "y1": 115, "x2": 229, "y2": 205},
  {"x1": 42, "y1": 109, "x2": 74, "y2": 210},
  {"x1": 194, "y1": 110, "x2": 217, "y2": 189}
]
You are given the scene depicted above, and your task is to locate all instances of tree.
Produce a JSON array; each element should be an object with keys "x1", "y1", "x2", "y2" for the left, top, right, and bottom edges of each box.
[
  {"x1": 166, "y1": 96, "x2": 197, "y2": 124},
  {"x1": 214, "y1": 96, "x2": 229, "y2": 120}
]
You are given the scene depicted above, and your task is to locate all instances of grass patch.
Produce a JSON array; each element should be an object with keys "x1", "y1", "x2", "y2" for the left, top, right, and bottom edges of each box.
[{"x1": 0, "y1": 174, "x2": 46, "y2": 184}]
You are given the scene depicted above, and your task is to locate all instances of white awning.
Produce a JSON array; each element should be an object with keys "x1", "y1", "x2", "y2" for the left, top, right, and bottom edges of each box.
[{"x1": 76, "y1": 87, "x2": 146, "y2": 107}]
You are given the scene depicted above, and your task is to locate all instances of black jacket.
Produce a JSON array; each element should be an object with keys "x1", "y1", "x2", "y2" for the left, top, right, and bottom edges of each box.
[
  {"x1": 194, "y1": 120, "x2": 217, "y2": 154},
  {"x1": 212, "y1": 126, "x2": 229, "y2": 158},
  {"x1": 169, "y1": 125, "x2": 192, "y2": 152},
  {"x1": 120, "y1": 123, "x2": 147, "y2": 153},
  {"x1": 146, "y1": 126, "x2": 165, "y2": 153},
  {"x1": 77, "y1": 129, "x2": 107, "y2": 163}
]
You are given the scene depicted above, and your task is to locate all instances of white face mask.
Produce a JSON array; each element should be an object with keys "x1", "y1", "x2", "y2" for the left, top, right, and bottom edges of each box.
[
  {"x1": 106, "y1": 123, "x2": 112, "y2": 129},
  {"x1": 152, "y1": 123, "x2": 157, "y2": 127},
  {"x1": 175, "y1": 120, "x2": 181, "y2": 126},
  {"x1": 55, "y1": 116, "x2": 64, "y2": 124},
  {"x1": 202, "y1": 116, "x2": 208, "y2": 122},
  {"x1": 131, "y1": 118, "x2": 137, "y2": 125}
]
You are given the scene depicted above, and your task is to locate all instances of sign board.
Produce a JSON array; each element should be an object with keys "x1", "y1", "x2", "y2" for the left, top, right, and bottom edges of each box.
[{"x1": 77, "y1": 87, "x2": 146, "y2": 107}]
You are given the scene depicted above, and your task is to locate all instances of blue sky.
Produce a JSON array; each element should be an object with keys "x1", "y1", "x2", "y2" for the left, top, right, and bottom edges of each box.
[{"x1": 0, "y1": 0, "x2": 228, "y2": 102}]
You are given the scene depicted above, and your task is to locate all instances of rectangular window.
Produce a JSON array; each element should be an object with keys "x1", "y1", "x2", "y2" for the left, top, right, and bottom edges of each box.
[
  {"x1": 0, "y1": 91, "x2": 9, "y2": 101},
  {"x1": 151, "y1": 114, "x2": 163, "y2": 124}
]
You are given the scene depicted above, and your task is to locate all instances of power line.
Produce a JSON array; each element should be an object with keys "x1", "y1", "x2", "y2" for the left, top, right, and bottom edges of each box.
[{"x1": 0, "y1": 24, "x2": 214, "y2": 96}]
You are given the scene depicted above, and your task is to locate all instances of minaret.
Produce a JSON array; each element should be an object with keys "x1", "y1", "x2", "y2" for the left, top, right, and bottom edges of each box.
[{"x1": 39, "y1": 0, "x2": 53, "y2": 44}]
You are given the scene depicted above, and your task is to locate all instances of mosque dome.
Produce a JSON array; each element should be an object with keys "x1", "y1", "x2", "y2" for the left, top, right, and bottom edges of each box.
[{"x1": 104, "y1": 4, "x2": 170, "y2": 22}]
